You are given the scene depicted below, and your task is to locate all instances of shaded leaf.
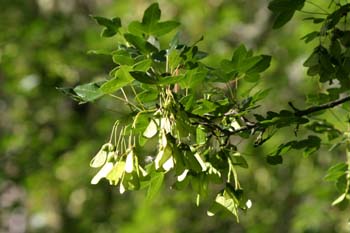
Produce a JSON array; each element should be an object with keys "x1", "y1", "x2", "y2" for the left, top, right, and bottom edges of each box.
[
  {"x1": 124, "y1": 33, "x2": 158, "y2": 53},
  {"x1": 142, "y1": 3, "x2": 161, "y2": 26},
  {"x1": 266, "y1": 155, "x2": 283, "y2": 165},
  {"x1": 92, "y1": 16, "x2": 121, "y2": 37}
]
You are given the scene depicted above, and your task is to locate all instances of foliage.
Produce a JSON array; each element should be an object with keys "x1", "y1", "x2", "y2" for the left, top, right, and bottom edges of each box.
[
  {"x1": 2, "y1": 0, "x2": 350, "y2": 232},
  {"x1": 60, "y1": 1, "x2": 350, "y2": 222}
]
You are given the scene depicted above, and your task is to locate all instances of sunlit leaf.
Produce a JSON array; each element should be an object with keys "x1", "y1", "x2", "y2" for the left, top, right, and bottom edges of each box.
[
  {"x1": 112, "y1": 50, "x2": 134, "y2": 65},
  {"x1": 100, "y1": 66, "x2": 134, "y2": 94},
  {"x1": 73, "y1": 82, "x2": 105, "y2": 103},
  {"x1": 133, "y1": 59, "x2": 152, "y2": 72},
  {"x1": 146, "y1": 171, "x2": 164, "y2": 200},
  {"x1": 196, "y1": 126, "x2": 207, "y2": 145},
  {"x1": 324, "y1": 162, "x2": 347, "y2": 181}
]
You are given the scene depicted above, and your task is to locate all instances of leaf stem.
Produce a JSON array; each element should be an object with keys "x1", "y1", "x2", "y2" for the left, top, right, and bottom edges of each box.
[
  {"x1": 130, "y1": 85, "x2": 145, "y2": 111},
  {"x1": 109, "y1": 120, "x2": 120, "y2": 143},
  {"x1": 109, "y1": 94, "x2": 142, "y2": 111}
]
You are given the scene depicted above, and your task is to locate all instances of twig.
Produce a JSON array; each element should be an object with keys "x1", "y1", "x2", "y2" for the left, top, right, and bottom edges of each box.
[
  {"x1": 109, "y1": 94, "x2": 142, "y2": 111},
  {"x1": 293, "y1": 95, "x2": 350, "y2": 117}
]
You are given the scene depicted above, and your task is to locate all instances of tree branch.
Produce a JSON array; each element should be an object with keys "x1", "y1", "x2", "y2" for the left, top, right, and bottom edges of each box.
[{"x1": 292, "y1": 95, "x2": 350, "y2": 117}]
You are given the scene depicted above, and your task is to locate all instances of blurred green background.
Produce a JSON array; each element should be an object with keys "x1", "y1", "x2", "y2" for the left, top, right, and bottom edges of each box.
[{"x1": 1, "y1": 0, "x2": 349, "y2": 232}]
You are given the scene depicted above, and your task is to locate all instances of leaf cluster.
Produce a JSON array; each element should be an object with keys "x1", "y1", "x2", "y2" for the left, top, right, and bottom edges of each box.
[{"x1": 60, "y1": 1, "x2": 350, "y2": 220}]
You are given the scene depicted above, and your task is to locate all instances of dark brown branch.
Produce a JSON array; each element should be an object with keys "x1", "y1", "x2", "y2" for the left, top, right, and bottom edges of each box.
[
  {"x1": 292, "y1": 95, "x2": 350, "y2": 117},
  {"x1": 182, "y1": 96, "x2": 350, "y2": 140},
  {"x1": 228, "y1": 95, "x2": 350, "y2": 135}
]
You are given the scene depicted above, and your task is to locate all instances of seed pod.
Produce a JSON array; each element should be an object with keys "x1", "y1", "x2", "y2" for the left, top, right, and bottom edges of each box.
[
  {"x1": 125, "y1": 149, "x2": 134, "y2": 173},
  {"x1": 90, "y1": 142, "x2": 114, "y2": 168},
  {"x1": 91, "y1": 162, "x2": 114, "y2": 184}
]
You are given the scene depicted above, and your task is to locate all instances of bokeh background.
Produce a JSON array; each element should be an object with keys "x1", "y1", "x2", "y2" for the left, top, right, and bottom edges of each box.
[{"x1": 1, "y1": 0, "x2": 349, "y2": 232}]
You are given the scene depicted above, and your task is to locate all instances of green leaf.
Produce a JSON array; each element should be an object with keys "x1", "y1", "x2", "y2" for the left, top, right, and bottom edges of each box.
[
  {"x1": 229, "y1": 153, "x2": 248, "y2": 168},
  {"x1": 128, "y1": 21, "x2": 145, "y2": 36},
  {"x1": 92, "y1": 16, "x2": 121, "y2": 37},
  {"x1": 238, "y1": 56, "x2": 262, "y2": 73},
  {"x1": 56, "y1": 87, "x2": 83, "y2": 102},
  {"x1": 196, "y1": 126, "x2": 207, "y2": 145},
  {"x1": 207, "y1": 188, "x2": 240, "y2": 221},
  {"x1": 231, "y1": 44, "x2": 248, "y2": 68},
  {"x1": 184, "y1": 150, "x2": 203, "y2": 173},
  {"x1": 301, "y1": 31, "x2": 320, "y2": 43},
  {"x1": 268, "y1": 0, "x2": 305, "y2": 28},
  {"x1": 100, "y1": 66, "x2": 134, "y2": 94},
  {"x1": 146, "y1": 171, "x2": 164, "y2": 201},
  {"x1": 124, "y1": 33, "x2": 158, "y2": 53},
  {"x1": 168, "y1": 49, "x2": 182, "y2": 71},
  {"x1": 142, "y1": 3, "x2": 161, "y2": 26},
  {"x1": 303, "y1": 17, "x2": 325, "y2": 24},
  {"x1": 136, "y1": 89, "x2": 158, "y2": 102},
  {"x1": 273, "y1": 10, "x2": 295, "y2": 29},
  {"x1": 112, "y1": 50, "x2": 134, "y2": 66},
  {"x1": 133, "y1": 59, "x2": 152, "y2": 72},
  {"x1": 73, "y1": 82, "x2": 105, "y2": 103},
  {"x1": 324, "y1": 162, "x2": 347, "y2": 181},
  {"x1": 194, "y1": 153, "x2": 207, "y2": 171},
  {"x1": 330, "y1": 39, "x2": 342, "y2": 57},
  {"x1": 174, "y1": 110, "x2": 195, "y2": 138},
  {"x1": 268, "y1": 0, "x2": 305, "y2": 11},
  {"x1": 266, "y1": 155, "x2": 283, "y2": 165},
  {"x1": 304, "y1": 51, "x2": 320, "y2": 67},
  {"x1": 173, "y1": 172, "x2": 191, "y2": 190},
  {"x1": 246, "y1": 55, "x2": 272, "y2": 73},
  {"x1": 151, "y1": 21, "x2": 180, "y2": 36},
  {"x1": 130, "y1": 71, "x2": 185, "y2": 85},
  {"x1": 243, "y1": 73, "x2": 260, "y2": 82},
  {"x1": 122, "y1": 171, "x2": 140, "y2": 191},
  {"x1": 319, "y1": 53, "x2": 335, "y2": 73},
  {"x1": 132, "y1": 111, "x2": 152, "y2": 133},
  {"x1": 179, "y1": 68, "x2": 207, "y2": 88},
  {"x1": 180, "y1": 95, "x2": 195, "y2": 111},
  {"x1": 340, "y1": 31, "x2": 350, "y2": 47},
  {"x1": 192, "y1": 100, "x2": 218, "y2": 115},
  {"x1": 130, "y1": 71, "x2": 159, "y2": 84},
  {"x1": 157, "y1": 75, "x2": 186, "y2": 85}
]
